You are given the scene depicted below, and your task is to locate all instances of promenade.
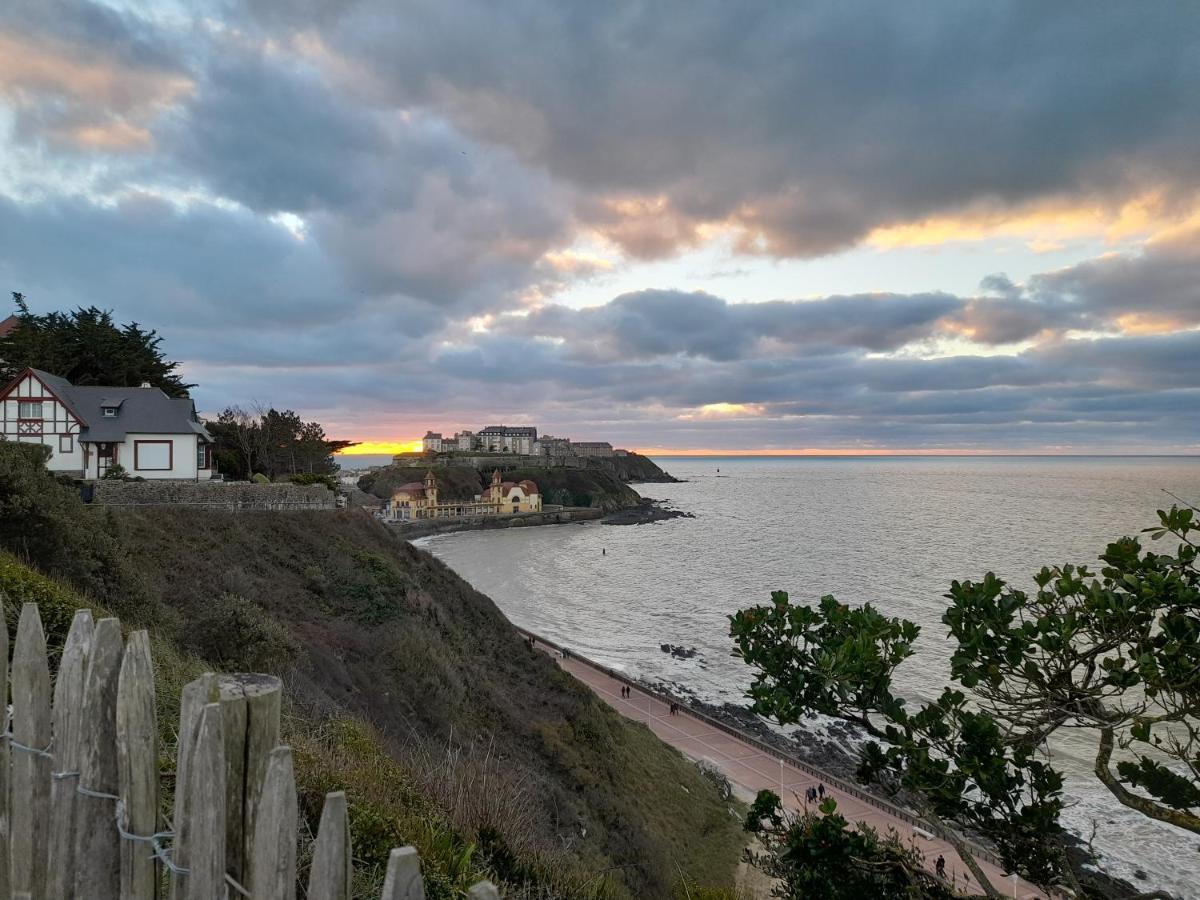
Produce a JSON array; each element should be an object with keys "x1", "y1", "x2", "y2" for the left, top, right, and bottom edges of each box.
[{"x1": 530, "y1": 636, "x2": 1047, "y2": 899}]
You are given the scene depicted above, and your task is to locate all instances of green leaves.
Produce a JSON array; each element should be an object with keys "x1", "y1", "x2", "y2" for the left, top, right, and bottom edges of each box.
[{"x1": 731, "y1": 503, "x2": 1200, "y2": 891}]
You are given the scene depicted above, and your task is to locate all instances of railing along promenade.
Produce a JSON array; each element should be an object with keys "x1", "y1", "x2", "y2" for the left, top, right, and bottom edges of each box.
[{"x1": 514, "y1": 625, "x2": 1009, "y2": 872}]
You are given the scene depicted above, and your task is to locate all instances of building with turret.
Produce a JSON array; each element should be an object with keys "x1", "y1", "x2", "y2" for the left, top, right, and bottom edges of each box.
[{"x1": 383, "y1": 469, "x2": 541, "y2": 521}]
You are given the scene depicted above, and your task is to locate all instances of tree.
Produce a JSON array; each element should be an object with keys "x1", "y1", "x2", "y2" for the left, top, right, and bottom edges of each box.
[
  {"x1": 744, "y1": 792, "x2": 959, "y2": 899},
  {"x1": 0, "y1": 293, "x2": 194, "y2": 396},
  {"x1": 730, "y1": 507, "x2": 1199, "y2": 898},
  {"x1": 206, "y1": 404, "x2": 355, "y2": 480}
]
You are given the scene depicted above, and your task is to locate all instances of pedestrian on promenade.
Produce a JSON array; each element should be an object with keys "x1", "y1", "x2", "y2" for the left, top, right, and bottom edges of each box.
[
  {"x1": 817, "y1": 783, "x2": 825, "y2": 799},
  {"x1": 935, "y1": 855, "x2": 946, "y2": 878}
]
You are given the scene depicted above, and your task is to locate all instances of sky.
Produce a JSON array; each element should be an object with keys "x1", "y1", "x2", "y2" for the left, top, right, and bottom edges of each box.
[{"x1": 1, "y1": 1, "x2": 1198, "y2": 454}]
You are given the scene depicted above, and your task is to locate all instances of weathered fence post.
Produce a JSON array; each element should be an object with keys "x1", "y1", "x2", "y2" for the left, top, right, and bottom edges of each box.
[
  {"x1": 380, "y1": 847, "x2": 425, "y2": 900},
  {"x1": 0, "y1": 594, "x2": 10, "y2": 900},
  {"x1": 74, "y1": 617, "x2": 125, "y2": 898},
  {"x1": 307, "y1": 792, "x2": 352, "y2": 900},
  {"x1": 12, "y1": 602, "x2": 52, "y2": 899},
  {"x1": 173, "y1": 703, "x2": 226, "y2": 900},
  {"x1": 116, "y1": 629, "x2": 158, "y2": 899},
  {"x1": 175, "y1": 672, "x2": 281, "y2": 887},
  {"x1": 249, "y1": 746, "x2": 298, "y2": 900},
  {"x1": 47, "y1": 610, "x2": 94, "y2": 900}
]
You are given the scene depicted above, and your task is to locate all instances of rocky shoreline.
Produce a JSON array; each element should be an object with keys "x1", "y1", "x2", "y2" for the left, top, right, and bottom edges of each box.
[{"x1": 602, "y1": 497, "x2": 695, "y2": 525}]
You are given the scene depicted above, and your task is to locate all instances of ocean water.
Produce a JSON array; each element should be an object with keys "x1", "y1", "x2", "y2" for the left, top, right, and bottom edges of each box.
[{"x1": 416, "y1": 456, "x2": 1200, "y2": 895}]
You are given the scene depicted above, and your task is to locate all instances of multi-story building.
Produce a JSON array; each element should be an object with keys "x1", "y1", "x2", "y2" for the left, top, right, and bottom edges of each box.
[
  {"x1": 571, "y1": 441, "x2": 614, "y2": 458},
  {"x1": 532, "y1": 435, "x2": 572, "y2": 457},
  {"x1": 478, "y1": 425, "x2": 538, "y2": 454},
  {"x1": 422, "y1": 431, "x2": 444, "y2": 452},
  {"x1": 453, "y1": 430, "x2": 476, "y2": 451}
]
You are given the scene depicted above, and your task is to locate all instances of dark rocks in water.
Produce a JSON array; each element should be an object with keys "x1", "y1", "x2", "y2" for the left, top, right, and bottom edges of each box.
[
  {"x1": 659, "y1": 643, "x2": 698, "y2": 659},
  {"x1": 604, "y1": 498, "x2": 695, "y2": 526}
]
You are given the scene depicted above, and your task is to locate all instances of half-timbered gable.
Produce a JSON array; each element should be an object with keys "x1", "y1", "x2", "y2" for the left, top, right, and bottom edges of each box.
[{"x1": 0, "y1": 368, "x2": 87, "y2": 471}]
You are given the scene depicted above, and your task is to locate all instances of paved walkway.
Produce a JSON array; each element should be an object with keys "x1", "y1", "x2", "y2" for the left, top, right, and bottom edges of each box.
[{"x1": 534, "y1": 639, "x2": 1046, "y2": 899}]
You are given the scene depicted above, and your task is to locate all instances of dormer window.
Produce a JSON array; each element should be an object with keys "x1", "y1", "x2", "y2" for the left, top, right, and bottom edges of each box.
[{"x1": 103, "y1": 406, "x2": 118, "y2": 417}]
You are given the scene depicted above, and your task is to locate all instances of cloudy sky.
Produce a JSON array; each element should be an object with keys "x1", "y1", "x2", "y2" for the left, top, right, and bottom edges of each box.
[{"x1": 1, "y1": 1, "x2": 1198, "y2": 453}]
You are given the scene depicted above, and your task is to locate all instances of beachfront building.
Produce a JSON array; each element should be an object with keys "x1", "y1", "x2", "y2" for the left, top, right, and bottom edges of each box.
[
  {"x1": 0, "y1": 367, "x2": 214, "y2": 479},
  {"x1": 422, "y1": 431, "x2": 444, "y2": 452},
  {"x1": 384, "y1": 469, "x2": 541, "y2": 521},
  {"x1": 478, "y1": 425, "x2": 538, "y2": 454},
  {"x1": 571, "y1": 441, "x2": 614, "y2": 458}
]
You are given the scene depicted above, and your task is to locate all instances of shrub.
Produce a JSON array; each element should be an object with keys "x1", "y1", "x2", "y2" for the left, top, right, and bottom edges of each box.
[
  {"x1": 252, "y1": 472, "x2": 271, "y2": 484},
  {"x1": 291, "y1": 473, "x2": 338, "y2": 491},
  {"x1": 186, "y1": 591, "x2": 297, "y2": 672},
  {"x1": 102, "y1": 463, "x2": 128, "y2": 480}
]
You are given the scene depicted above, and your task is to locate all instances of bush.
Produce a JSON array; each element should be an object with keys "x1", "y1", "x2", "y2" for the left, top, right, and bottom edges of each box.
[
  {"x1": 291, "y1": 473, "x2": 338, "y2": 491},
  {"x1": 252, "y1": 472, "x2": 271, "y2": 484},
  {"x1": 187, "y1": 591, "x2": 297, "y2": 672},
  {"x1": 101, "y1": 463, "x2": 128, "y2": 480},
  {"x1": 0, "y1": 443, "x2": 150, "y2": 620}
]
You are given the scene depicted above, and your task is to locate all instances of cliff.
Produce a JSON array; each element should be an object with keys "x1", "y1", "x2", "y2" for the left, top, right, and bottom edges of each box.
[
  {"x1": 0, "y1": 445, "x2": 742, "y2": 898},
  {"x1": 359, "y1": 464, "x2": 645, "y2": 512}
]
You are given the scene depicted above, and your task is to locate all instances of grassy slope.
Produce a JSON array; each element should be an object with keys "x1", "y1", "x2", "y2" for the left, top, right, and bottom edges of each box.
[{"x1": 102, "y1": 507, "x2": 742, "y2": 898}]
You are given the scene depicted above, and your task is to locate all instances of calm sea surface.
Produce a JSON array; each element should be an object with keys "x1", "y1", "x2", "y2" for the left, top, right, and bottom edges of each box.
[{"x1": 417, "y1": 456, "x2": 1200, "y2": 894}]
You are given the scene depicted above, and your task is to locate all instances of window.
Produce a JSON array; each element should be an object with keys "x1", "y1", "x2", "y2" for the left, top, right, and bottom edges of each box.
[
  {"x1": 17, "y1": 400, "x2": 42, "y2": 418},
  {"x1": 197, "y1": 443, "x2": 210, "y2": 469},
  {"x1": 134, "y1": 440, "x2": 173, "y2": 471},
  {"x1": 102, "y1": 407, "x2": 117, "y2": 417},
  {"x1": 59, "y1": 434, "x2": 74, "y2": 454}
]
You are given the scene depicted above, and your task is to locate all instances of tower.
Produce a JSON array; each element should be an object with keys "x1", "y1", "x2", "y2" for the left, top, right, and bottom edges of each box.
[
  {"x1": 490, "y1": 469, "x2": 502, "y2": 503},
  {"x1": 424, "y1": 469, "x2": 438, "y2": 506}
]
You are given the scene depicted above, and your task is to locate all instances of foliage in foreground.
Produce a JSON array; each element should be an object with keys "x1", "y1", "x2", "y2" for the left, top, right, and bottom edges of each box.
[
  {"x1": 730, "y1": 507, "x2": 1199, "y2": 897},
  {"x1": 744, "y1": 792, "x2": 958, "y2": 900}
]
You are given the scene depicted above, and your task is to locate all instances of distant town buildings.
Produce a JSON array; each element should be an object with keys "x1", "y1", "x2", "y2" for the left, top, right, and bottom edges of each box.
[
  {"x1": 413, "y1": 425, "x2": 622, "y2": 461},
  {"x1": 384, "y1": 469, "x2": 542, "y2": 521}
]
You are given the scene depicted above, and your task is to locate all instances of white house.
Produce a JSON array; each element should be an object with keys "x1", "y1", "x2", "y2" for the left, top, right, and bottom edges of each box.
[
  {"x1": 421, "y1": 431, "x2": 444, "y2": 452},
  {"x1": 0, "y1": 368, "x2": 215, "y2": 480}
]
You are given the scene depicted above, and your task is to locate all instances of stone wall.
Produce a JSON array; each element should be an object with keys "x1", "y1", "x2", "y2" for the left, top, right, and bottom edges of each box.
[{"x1": 90, "y1": 480, "x2": 337, "y2": 510}]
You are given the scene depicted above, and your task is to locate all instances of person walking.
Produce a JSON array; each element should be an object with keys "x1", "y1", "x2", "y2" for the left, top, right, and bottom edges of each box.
[
  {"x1": 817, "y1": 783, "x2": 825, "y2": 799},
  {"x1": 935, "y1": 855, "x2": 946, "y2": 878}
]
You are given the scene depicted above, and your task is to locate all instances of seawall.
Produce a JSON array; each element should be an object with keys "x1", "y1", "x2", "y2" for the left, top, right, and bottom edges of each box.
[{"x1": 386, "y1": 506, "x2": 603, "y2": 539}]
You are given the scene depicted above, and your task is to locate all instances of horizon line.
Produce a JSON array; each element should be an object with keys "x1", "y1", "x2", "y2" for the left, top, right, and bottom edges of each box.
[{"x1": 335, "y1": 443, "x2": 1199, "y2": 458}]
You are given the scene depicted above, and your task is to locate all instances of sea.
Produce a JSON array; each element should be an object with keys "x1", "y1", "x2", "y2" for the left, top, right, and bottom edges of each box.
[{"x1": 414, "y1": 456, "x2": 1200, "y2": 896}]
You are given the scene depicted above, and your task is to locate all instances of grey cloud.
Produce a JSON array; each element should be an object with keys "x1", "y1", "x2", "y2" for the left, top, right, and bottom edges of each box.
[
  {"x1": 504, "y1": 289, "x2": 962, "y2": 360},
  {"x1": 261, "y1": 0, "x2": 1200, "y2": 257}
]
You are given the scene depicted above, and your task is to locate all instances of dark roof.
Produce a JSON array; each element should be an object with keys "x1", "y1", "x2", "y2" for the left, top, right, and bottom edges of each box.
[
  {"x1": 479, "y1": 424, "x2": 538, "y2": 437},
  {"x1": 30, "y1": 369, "x2": 211, "y2": 442}
]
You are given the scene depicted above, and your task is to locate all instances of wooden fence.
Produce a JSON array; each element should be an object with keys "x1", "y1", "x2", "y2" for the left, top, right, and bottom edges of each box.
[{"x1": 1, "y1": 599, "x2": 501, "y2": 899}]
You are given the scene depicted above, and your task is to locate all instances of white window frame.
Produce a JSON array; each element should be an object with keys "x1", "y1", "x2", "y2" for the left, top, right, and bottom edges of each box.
[{"x1": 17, "y1": 400, "x2": 43, "y2": 418}]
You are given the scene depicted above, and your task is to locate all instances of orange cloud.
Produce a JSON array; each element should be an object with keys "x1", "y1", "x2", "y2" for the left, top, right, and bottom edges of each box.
[
  {"x1": 865, "y1": 191, "x2": 1183, "y2": 250},
  {"x1": 0, "y1": 30, "x2": 191, "y2": 151}
]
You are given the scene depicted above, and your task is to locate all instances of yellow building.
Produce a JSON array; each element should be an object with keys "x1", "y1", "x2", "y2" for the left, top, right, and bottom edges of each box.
[{"x1": 385, "y1": 469, "x2": 541, "y2": 521}]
